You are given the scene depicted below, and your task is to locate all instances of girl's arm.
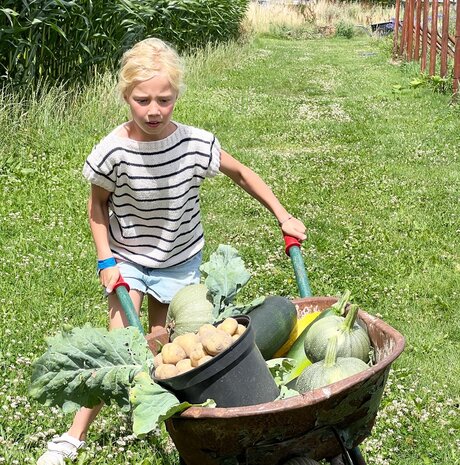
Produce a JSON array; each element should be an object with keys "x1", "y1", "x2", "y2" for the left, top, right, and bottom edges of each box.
[
  {"x1": 88, "y1": 184, "x2": 120, "y2": 292},
  {"x1": 219, "y1": 149, "x2": 307, "y2": 241}
]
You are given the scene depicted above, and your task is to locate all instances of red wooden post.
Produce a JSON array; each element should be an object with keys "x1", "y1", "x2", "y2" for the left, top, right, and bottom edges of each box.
[
  {"x1": 453, "y1": 0, "x2": 460, "y2": 96},
  {"x1": 400, "y1": 0, "x2": 408, "y2": 57},
  {"x1": 394, "y1": 0, "x2": 402, "y2": 57},
  {"x1": 429, "y1": 0, "x2": 439, "y2": 75},
  {"x1": 414, "y1": 0, "x2": 422, "y2": 60},
  {"x1": 407, "y1": 0, "x2": 415, "y2": 59},
  {"x1": 440, "y1": 0, "x2": 450, "y2": 77},
  {"x1": 421, "y1": 0, "x2": 430, "y2": 72}
]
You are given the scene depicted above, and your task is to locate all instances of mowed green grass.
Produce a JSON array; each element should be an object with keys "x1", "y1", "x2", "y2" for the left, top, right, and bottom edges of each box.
[{"x1": 0, "y1": 35, "x2": 459, "y2": 464}]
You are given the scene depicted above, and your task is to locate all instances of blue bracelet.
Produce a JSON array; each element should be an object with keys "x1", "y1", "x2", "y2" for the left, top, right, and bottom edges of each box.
[{"x1": 97, "y1": 257, "x2": 117, "y2": 271}]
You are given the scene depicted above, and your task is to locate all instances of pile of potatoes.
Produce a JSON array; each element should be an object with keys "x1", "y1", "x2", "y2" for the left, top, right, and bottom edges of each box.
[{"x1": 154, "y1": 317, "x2": 246, "y2": 380}]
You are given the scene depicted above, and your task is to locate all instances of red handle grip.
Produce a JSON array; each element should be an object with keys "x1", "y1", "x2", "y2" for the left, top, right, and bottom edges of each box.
[
  {"x1": 284, "y1": 235, "x2": 301, "y2": 256},
  {"x1": 112, "y1": 275, "x2": 130, "y2": 292}
]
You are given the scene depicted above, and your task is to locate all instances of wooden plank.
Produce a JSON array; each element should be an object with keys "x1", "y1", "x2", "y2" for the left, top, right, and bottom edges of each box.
[
  {"x1": 429, "y1": 0, "x2": 439, "y2": 75},
  {"x1": 453, "y1": 1, "x2": 460, "y2": 95},
  {"x1": 414, "y1": 0, "x2": 423, "y2": 60},
  {"x1": 421, "y1": 0, "x2": 430, "y2": 71},
  {"x1": 440, "y1": 0, "x2": 451, "y2": 77}
]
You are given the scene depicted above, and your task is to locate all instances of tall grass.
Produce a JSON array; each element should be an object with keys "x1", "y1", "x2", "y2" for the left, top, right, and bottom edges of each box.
[
  {"x1": 0, "y1": 0, "x2": 249, "y2": 91},
  {"x1": 245, "y1": 0, "x2": 396, "y2": 36}
]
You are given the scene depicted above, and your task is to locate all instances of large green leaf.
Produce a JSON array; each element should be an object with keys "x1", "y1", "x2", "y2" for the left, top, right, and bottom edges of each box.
[
  {"x1": 129, "y1": 372, "x2": 192, "y2": 436},
  {"x1": 29, "y1": 325, "x2": 153, "y2": 412},
  {"x1": 200, "y1": 244, "x2": 251, "y2": 318}
]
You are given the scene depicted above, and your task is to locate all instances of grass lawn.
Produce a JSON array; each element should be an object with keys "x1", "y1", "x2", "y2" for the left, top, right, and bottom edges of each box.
[{"x1": 0, "y1": 34, "x2": 459, "y2": 464}]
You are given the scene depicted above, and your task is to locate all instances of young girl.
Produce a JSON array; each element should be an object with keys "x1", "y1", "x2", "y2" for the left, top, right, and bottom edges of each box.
[{"x1": 37, "y1": 37, "x2": 306, "y2": 465}]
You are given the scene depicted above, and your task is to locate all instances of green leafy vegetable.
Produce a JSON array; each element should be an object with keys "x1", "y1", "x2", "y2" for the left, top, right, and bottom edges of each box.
[
  {"x1": 200, "y1": 244, "x2": 251, "y2": 318},
  {"x1": 216, "y1": 295, "x2": 265, "y2": 321},
  {"x1": 29, "y1": 325, "x2": 154, "y2": 412},
  {"x1": 266, "y1": 358, "x2": 300, "y2": 399},
  {"x1": 267, "y1": 357, "x2": 296, "y2": 387},
  {"x1": 129, "y1": 372, "x2": 215, "y2": 436}
]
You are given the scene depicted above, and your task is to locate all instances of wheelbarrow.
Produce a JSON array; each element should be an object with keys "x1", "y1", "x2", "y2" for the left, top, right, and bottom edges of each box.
[{"x1": 115, "y1": 236, "x2": 405, "y2": 465}]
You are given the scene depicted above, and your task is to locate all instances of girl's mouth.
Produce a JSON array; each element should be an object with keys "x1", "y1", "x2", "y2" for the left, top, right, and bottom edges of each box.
[{"x1": 146, "y1": 121, "x2": 160, "y2": 128}]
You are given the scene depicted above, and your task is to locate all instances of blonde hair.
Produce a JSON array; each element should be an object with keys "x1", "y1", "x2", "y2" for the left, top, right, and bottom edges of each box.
[{"x1": 118, "y1": 38, "x2": 185, "y2": 98}]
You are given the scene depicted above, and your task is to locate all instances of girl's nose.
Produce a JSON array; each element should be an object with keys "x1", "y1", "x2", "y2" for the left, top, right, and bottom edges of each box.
[{"x1": 148, "y1": 102, "x2": 160, "y2": 115}]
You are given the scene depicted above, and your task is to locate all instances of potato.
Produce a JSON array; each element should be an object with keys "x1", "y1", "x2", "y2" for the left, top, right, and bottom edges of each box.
[
  {"x1": 153, "y1": 353, "x2": 163, "y2": 368},
  {"x1": 197, "y1": 355, "x2": 213, "y2": 366},
  {"x1": 217, "y1": 317, "x2": 238, "y2": 336},
  {"x1": 236, "y1": 324, "x2": 246, "y2": 335},
  {"x1": 198, "y1": 323, "x2": 217, "y2": 340},
  {"x1": 176, "y1": 358, "x2": 193, "y2": 374},
  {"x1": 161, "y1": 342, "x2": 186, "y2": 365},
  {"x1": 190, "y1": 342, "x2": 207, "y2": 367},
  {"x1": 201, "y1": 330, "x2": 233, "y2": 356},
  {"x1": 155, "y1": 363, "x2": 179, "y2": 379},
  {"x1": 174, "y1": 333, "x2": 200, "y2": 357},
  {"x1": 231, "y1": 334, "x2": 240, "y2": 342}
]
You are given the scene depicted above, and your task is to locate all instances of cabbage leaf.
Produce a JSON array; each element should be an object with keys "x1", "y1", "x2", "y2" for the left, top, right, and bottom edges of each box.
[
  {"x1": 29, "y1": 325, "x2": 154, "y2": 412},
  {"x1": 200, "y1": 244, "x2": 251, "y2": 318},
  {"x1": 129, "y1": 372, "x2": 215, "y2": 436}
]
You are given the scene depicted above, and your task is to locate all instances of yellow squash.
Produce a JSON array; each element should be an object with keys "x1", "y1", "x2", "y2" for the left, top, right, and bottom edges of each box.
[{"x1": 273, "y1": 311, "x2": 321, "y2": 358}]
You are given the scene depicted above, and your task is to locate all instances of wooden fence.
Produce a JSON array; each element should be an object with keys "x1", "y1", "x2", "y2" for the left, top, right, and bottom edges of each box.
[{"x1": 393, "y1": 0, "x2": 460, "y2": 96}]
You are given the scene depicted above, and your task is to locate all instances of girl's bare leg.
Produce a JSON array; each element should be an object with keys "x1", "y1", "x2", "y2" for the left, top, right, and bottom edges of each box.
[
  {"x1": 147, "y1": 294, "x2": 168, "y2": 333},
  {"x1": 66, "y1": 289, "x2": 144, "y2": 441}
]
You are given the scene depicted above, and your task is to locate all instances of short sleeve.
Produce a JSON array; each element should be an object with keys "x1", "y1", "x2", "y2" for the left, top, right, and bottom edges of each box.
[
  {"x1": 82, "y1": 144, "x2": 117, "y2": 192},
  {"x1": 206, "y1": 135, "x2": 221, "y2": 178}
]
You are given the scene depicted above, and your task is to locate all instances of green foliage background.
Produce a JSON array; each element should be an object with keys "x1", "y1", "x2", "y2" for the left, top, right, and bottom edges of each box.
[{"x1": 0, "y1": 0, "x2": 249, "y2": 90}]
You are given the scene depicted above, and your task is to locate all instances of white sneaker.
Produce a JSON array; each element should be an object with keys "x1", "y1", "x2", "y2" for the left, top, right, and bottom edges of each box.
[{"x1": 37, "y1": 433, "x2": 85, "y2": 465}]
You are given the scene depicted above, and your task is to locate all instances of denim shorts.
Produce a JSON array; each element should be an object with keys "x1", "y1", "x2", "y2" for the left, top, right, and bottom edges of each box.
[{"x1": 116, "y1": 252, "x2": 202, "y2": 304}]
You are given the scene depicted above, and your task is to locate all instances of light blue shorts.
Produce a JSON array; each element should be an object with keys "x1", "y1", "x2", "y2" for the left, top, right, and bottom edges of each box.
[{"x1": 116, "y1": 252, "x2": 202, "y2": 304}]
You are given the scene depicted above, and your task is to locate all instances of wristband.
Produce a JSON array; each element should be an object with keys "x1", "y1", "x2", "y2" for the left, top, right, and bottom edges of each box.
[
  {"x1": 279, "y1": 215, "x2": 293, "y2": 226},
  {"x1": 97, "y1": 257, "x2": 117, "y2": 271}
]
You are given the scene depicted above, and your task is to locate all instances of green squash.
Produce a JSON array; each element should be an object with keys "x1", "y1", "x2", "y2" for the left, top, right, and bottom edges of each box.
[
  {"x1": 303, "y1": 304, "x2": 371, "y2": 363},
  {"x1": 285, "y1": 290, "x2": 350, "y2": 361},
  {"x1": 166, "y1": 283, "x2": 214, "y2": 339},
  {"x1": 296, "y1": 335, "x2": 368, "y2": 393},
  {"x1": 249, "y1": 296, "x2": 297, "y2": 360}
]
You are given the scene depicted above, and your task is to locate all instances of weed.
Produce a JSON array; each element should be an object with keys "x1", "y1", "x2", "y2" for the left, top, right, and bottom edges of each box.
[{"x1": 335, "y1": 21, "x2": 355, "y2": 39}]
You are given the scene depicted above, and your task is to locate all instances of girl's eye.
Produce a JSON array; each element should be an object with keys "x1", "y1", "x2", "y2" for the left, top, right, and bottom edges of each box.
[{"x1": 136, "y1": 99, "x2": 148, "y2": 104}]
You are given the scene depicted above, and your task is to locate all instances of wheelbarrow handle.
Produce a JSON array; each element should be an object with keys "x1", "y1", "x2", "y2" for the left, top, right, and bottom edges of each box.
[
  {"x1": 283, "y1": 235, "x2": 312, "y2": 298},
  {"x1": 113, "y1": 275, "x2": 145, "y2": 335}
]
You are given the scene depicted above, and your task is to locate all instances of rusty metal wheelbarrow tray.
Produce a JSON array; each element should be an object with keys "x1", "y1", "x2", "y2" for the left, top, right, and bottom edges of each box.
[
  {"x1": 164, "y1": 237, "x2": 405, "y2": 465},
  {"x1": 165, "y1": 296, "x2": 404, "y2": 465}
]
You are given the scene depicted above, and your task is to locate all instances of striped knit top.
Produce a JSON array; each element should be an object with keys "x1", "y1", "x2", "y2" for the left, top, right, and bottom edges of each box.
[{"x1": 82, "y1": 122, "x2": 221, "y2": 268}]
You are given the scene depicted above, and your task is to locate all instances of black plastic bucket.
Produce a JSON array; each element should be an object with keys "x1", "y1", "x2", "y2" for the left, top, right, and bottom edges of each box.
[{"x1": 154, "y1": 315, "x2": 279, "y2": 407}]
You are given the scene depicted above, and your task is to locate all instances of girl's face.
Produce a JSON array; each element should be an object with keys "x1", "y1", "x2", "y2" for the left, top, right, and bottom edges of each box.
[{"x1": 124, "y1": 74, "x2": 178, "y2": 141}]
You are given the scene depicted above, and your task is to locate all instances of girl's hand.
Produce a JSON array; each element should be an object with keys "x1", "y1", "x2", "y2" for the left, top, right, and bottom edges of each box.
[
  {"x1": 99, "y1": 266, "x2": 120, "y2": 294},
  {"x1": 280, "y1": 216, "x2": 307, "y2": 241}
]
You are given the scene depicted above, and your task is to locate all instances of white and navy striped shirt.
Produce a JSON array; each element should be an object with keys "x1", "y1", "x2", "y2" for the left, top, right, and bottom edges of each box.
[{"x1": 82, "y1": 122, "x2": 221, "y2": 268}]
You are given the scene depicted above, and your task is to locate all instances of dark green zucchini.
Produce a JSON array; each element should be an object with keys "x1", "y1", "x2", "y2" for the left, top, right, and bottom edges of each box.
[{"x1": 249, "y1": 296, "x2": 297, "y2": 360}]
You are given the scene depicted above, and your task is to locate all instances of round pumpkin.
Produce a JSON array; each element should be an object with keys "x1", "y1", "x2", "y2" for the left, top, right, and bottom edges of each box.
[
  {"x1": 303, "y1": 304, "x2": 371, "y2": 363},
  {"x1": 296, "y1": 335, "x2": 369, "y2": 393},
  {"x1": 166, "y1": 284, "x2": 214, "y2": 339}
]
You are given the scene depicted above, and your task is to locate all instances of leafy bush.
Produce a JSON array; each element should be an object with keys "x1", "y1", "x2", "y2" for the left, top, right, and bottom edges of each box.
[
  {"x1": 0, "y1": 0, "x2": 249, "y2": 91},
  {"x1": 335, "y1": 21, "x2": 355, "y2": 39}
]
